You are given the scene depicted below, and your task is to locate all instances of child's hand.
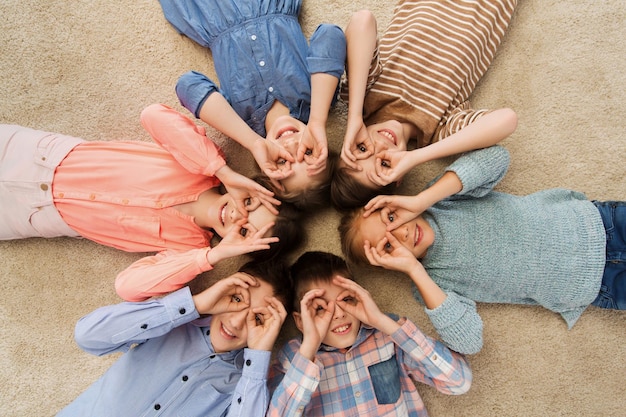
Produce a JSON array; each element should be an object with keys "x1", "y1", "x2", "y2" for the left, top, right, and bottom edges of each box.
[
  {"x1": 364, "y1": 232, "x2": 419, "y2": 275},
  {"x1": 341, "y1": 118, "x2": 371, "y2": 171},
  {"x1": 298, "y1": 289, "x2": 335, "y2": 360},
  {"x1": 332, "y1": 276, "x2": 383, "y2": 327},
  {"x1": 207, "y1": 220, "x2": 278, "y2": 265},
  {"x1": 363, "y1": 195, "x2": 423, "y2": 231},
  {"x1": 369, "y1": 149, "x2": 412, "y2": 186},
  {"x1": 298, "y1": 122, "x2": 328, "y2": 176},
  {"x1": 192, "y1": 273, "x2": 257, "y2": 315},
  {"x1": 216, "y1": 166, "x2": 281, "y2": 216},
  {"x1": 246, "y1": 296, "x2": 288, "y2": 351},
  {"x1": 250, "y1": 139, "x2": 294, "y2": 188}
]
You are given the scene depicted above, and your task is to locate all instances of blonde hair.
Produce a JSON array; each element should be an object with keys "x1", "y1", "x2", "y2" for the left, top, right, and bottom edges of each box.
[{"x1": 338, "y1": 208, "x2": 369, "y2": 265}]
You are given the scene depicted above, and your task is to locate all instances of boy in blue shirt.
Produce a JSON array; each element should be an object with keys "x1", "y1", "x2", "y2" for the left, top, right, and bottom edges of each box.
[{"x1": 57, "y1": 260, "x2": 291, "y2": 416}]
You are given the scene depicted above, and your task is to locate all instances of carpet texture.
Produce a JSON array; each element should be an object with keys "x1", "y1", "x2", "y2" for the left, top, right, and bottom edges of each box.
[{"x1": 1, "y1": 1, "x2": 625, "y2": 416}]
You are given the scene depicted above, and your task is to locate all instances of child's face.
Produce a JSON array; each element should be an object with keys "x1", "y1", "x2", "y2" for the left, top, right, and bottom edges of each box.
[
  {"x1": 210, "y1": 193, "x2": 276, "y2": 239},
  {"x1": 209, "y1": 275, "x2": 275, "y2": 353},
  {"x1": 296, "y1": 278, "x2": 361, "y2": 349},
  {"x1": 266, "y1": 115, "x2": 328, "y2": 194},
  {"x1": 357, "y1": 210, "x2": 434, "y2": 260},
  {"x1": 339, "y1": 120, "x2": 410, "y2": 188}
]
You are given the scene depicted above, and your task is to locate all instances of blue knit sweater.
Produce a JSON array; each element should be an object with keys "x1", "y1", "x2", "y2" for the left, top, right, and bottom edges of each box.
[{"x1": 417, "y1": 146, "x2": 606, "y2": 354}]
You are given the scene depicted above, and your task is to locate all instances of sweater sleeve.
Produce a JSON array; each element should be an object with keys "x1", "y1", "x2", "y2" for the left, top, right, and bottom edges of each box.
[
  {"x1": 444, "y1": 145, "x2": 510, "y2": 198},
  {"x1": 418, "y1": 290, "x2": 484, "y2": 355},
  {"x1": 140, "y1": 103, "x2": 226, "y2": 176},
  {"x1": 115, "y1": 248, "x2": 214, "y2": 302}
]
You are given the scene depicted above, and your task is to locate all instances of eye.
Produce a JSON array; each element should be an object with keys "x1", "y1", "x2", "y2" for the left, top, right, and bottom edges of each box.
[
  {"x1": 244, "y1": 197, "x2": 252, "y2": 207},
  {"x1": 254, "y1": 313, "x2": 264, "y2": 325},
  {"x1": 342, "y1": 296, "x2": 357, "y2": 305},
  {"x1": 305, "y1": 149, "x2": 313, "y2": 156},
  {"x1": 380, "y1": 160, "x2": 390, "y2": 168},
  {"x1": 277, "y1": 158, "x2": 287, "y2": 165},
  {"x1": 231, "y1": 294, "x2": 242, "y2": 303},
  {"x1": 387, "y1": 212, "x2": 395, "y2": 223},
  {"x1": 356, "y1": 143, "x2": 367, "y2": 153},
  {"x1": 239, "y1": 227, "x2": 248, "y2": 237},
  {"x1": 384, "y1": 242, "x2": 393, "y2": 253}
]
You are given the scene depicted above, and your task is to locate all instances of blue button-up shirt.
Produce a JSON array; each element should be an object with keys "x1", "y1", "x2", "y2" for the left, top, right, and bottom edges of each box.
[
  {"x1": 160, "y1": 0, "x2": 346, "y2": 137},
  {"x1": 57, "y1": 287, "x2": 272, "y2": 417}
]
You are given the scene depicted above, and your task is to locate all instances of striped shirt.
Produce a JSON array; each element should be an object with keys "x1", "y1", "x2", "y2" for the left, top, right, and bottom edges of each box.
[
  {"x1": 341, "y1": 0, "x2": 517, "y2": 147},
  {"x1": 268, "y1": 318, "x2": 471, "y2": 417}
]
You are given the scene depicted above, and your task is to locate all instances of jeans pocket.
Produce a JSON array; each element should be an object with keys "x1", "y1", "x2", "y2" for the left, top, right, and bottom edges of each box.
[
  {"x1": 591, "y1": 284, "x2": 617, "y2": 309},
  {"x1": 368, "y1": 355, "x2": 401, "y2": 405}
]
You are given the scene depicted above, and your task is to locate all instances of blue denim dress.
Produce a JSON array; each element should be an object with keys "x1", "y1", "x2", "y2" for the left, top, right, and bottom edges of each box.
[{"x1": 159, "y1": 0, "x2": 346, "y2": 136}]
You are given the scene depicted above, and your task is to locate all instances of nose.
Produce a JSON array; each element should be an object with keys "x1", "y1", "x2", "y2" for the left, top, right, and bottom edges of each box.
[
  {"x1": 229, "y1": 205, "x2": 244, "y2": 222},
  {"x1": 228, "y1": 310, "x2": 248, "y2": 330},
  {"x1": 333, "y1": 303, "x2": 346, "y2": 320},
  {"x1": 391, "y1": 225, "x2": 409, "y2": 243},
  {"x1": 373, "y1": 136, "x2": 391, "y2": 152}
]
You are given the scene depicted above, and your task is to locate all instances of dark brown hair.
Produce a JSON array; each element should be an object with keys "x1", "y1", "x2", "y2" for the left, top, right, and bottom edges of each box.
[
  {"x1": 238, "y1": 258, "x2": 293, "y2": 313},
  {"x1": 330, "y1": 165, "x2": 395, "y2": 211},
  {"x1": 289, "y1": 251, "x2": 353, "y2": 312},
  {"x1": 338, "y1": 208, "x2": 369, "y2": 265}
]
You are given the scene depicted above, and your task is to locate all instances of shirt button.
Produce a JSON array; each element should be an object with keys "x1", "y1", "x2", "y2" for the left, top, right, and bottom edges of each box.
[
  {"x1": 140, "y1": 324, "x2": 148, "y2": 329},
  {"x1": 122, "y1": 199, "x2": 129, "y2": 205},
  {"x1": 268, "y1": 86, "x2": 274, "y2": 93},
  {"x1": 58, "y1": 192, "x2": 64, "y2": 198},
  {"x1": 182, "y1": 375, "x2": 188, "y2": 381},
  {"x1": 432, "y1": 354, "x2": 438, "y2": 361},
  {"x1": 237, "y1": 397, "x2": 242, "y2": 404},
  {"x1": 154, "y1": 404, "x2": 161, "y2": 410},
  {"x1": 156, "y1": 202, "x2": 163, "y2": 208},
  {"x1": 259, "y1": 60, "x2": 265, "y2": 67},
  {"x1": 251, "y1": 34, "x2": 257, "y2": 40},
  {"x1": 40, "y1": 184, "x2": 49, "y2": 191},
  {"x1": 209, "y1": 354, "x2": 216, "y2": 359},
  {"x1": 179, "y1": 308, "x2": 186, "y2": 315},
  {"x1": 41, "y1": 156, "x2": 46, "y2": 161},
  {"x1": 355, "y1": 391, "x2": 361, "y2": 397},
  {"x1": 245, "y1": 359, "x2": 251, "y2": 366},
  {"x1": 89, "y1": 194, "x2": 96, "y2": 200}
]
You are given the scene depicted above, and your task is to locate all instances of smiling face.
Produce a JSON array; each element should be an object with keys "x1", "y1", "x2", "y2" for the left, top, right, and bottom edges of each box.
[
  {"x1": 206, "y1": 193, "x2": 276, "y2": 239},
  {"x1": 355, "y1": 209, "x2": 435, "y2": 261},
  {"x1": 266, "y1": 115, "x2": 328, "y2": 195},
  {"x1": 294, "y1": 277, "x2": 361, "y2": 350},
  {"x1": 339, "y1": 120, "x2": 411, "y2": 187},
  {"x1": 209, "y1": 277, "x2": 275, "y2": 353}
]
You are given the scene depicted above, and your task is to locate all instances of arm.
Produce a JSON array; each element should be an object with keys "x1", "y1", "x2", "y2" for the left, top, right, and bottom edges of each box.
[
  {"x1": 392, "y1": 318, "x2": 472, "y2": 395},
  {"x1": 74, "y1": 287, "x2": 200, "y2": 356},
  {"x1": 372, "y1": 108, "x2": 518, "y2": 185},
  {"x1": 341, "y1": 10, "x2": 379, "y2": 169},
  {"x1": 227, "y1": 349, "x2": 274, "y2": 417}
]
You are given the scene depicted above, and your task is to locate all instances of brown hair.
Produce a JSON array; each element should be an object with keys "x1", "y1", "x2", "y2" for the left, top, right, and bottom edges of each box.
[
  {"x1": 289, "y1": 251, "x2": 353, "y2": 312},
  {"x1": 330, "y1": 165, "x2": 395, "y2": 211},
  {"x1": 241, "y1": 175, "x2": 306, "y2": 262},
  {"x1": 338, "y1": 208, "x2": 369, "y2": 265},
  {"x1": 238, "y1": 258, "x2": 293, "y2": 313}
]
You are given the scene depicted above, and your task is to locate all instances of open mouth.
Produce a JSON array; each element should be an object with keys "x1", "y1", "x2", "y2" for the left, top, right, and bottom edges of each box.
[
  {"x1": 219, "y1": 203, "x2": 227, "y2": 226},
  {"x1": 378, "y1": 129, "x2": 397, "y2": 145},
  {"x1": 276, "y1": 127, "x2": 298, "y2": 140},
  {"x1": 332, "y1": 323, "x2": 351, "y2": 335},
  {"x1": 414, "y1": 224, "x2": 422, "y2": 247},
  {"x1": 221, "y1": 323, "x2": 236, "y2": 340}
]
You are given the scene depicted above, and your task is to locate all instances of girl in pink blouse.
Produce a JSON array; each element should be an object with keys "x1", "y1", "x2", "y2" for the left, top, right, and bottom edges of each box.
[{"x1": 0, "y1": 103, "x2": 303, "y2": 301}]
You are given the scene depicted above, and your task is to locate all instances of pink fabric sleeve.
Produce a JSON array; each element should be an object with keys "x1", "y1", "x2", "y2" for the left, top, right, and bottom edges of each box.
[
  {"x1": 115, "y1": 248, "x2": 214, "y2": 302},
  {"x1": 140, "y1": 103, "x2": 227, "y2": 177}
]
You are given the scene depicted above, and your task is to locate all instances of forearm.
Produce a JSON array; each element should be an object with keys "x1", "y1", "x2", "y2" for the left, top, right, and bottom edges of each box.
[
  {"x1": 308, "y1": 72, "x2": 338, "y2": 127},
  {"x1": 413, "y1": 171, "x2": 463, "y2": 211},
  {"x1": 344, "y1": 10, "x2": 377, "y2": 122},
  {"x1": 412, "y1": 108, "x2": 518, "y2": 164},
  {"x1": 268, "y1": 352, "x2": 319, "y2": 417},
  {"x1": 407, "y1": 264, "x2": 447, "y2": 310},
  {"x1": 226, "y1": 349, "x2": 272, "y2": 417},
  {"x1": 115, "y1": 249, "x2": 213, "y2": 302},
  {"x1": 198, "y1": 92, "x2": 264, "y2": 151},
  {"x1": 74, "y1": 287, "x2": 199, "y2": 356}
]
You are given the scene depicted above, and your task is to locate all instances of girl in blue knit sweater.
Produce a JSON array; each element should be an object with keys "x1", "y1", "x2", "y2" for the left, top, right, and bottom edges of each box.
[{"x1": 339, "y1": 145, "x2": 625, "y2": 354}]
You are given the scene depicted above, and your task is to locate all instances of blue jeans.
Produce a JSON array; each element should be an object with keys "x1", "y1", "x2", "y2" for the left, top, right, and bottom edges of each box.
[{"x1": 591, "y1": 201, "x2": 626, "y2": 309}]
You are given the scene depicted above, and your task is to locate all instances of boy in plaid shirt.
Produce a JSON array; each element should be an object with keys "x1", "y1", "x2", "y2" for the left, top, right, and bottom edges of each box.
[{"x1": 267, "y1": 251, "x2": 471, "y2": 416}]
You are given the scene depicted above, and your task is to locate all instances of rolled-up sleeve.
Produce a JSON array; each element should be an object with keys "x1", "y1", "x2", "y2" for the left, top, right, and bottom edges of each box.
[
  {"x1": 307, "y1": 24, "x2": 346, "y2": 79},
  {"x1": 175, "y1": 70, "x2": 221, "y2": 118}
]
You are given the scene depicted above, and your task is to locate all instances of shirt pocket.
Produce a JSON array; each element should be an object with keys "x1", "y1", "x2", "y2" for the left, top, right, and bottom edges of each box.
[
  {"x1": 176, "y1": 381, "x2": 230, "y2": 417},
  {"x1": 116, "y1": 215, "x2": 166, "y2": 246},
  {"x1": 368, "y1": 354, "x2": 401, "y2": 405}
]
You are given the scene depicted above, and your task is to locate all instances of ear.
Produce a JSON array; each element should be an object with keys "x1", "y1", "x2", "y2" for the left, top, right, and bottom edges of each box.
[{"x1": 292, "y1": 312, "x2": 304, "y2": 333}]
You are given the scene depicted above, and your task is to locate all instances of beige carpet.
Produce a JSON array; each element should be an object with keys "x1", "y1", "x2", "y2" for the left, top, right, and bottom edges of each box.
[{"x1": 1, "y1": 1, "x2": 625, "y2": 416}]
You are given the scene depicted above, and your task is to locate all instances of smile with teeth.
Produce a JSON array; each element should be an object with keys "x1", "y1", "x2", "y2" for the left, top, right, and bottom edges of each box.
[
  {"x1": 220, "y1": 203, "x2": 227, "y2": 226},
  {"x1": 332, "y1": 324, "x2": 351, "y2": 334},
  {"x1": 221, "y1": 323, "x2": 236, "y2": 339},
  {"x1": 378, "y1": 129, "x2": 396, "y2": 145},
  {"x1": 276, "y1": 127, "x2": 298, "y2": 140}
]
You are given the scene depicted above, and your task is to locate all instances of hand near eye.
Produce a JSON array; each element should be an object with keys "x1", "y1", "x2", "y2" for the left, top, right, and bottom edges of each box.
[
  {"x1": 367, "y1": 149, "x2": 412, "y2": 186},
  {"x1": 297, "y1": 122, "x2": 328, "y2": 176},
  {"x1": 192, "y1": 273, "x2": 257, "y2": 315},
  {"x1": 207, "y1": 220, "x2": 278, "y2": 265},
  {"x1": 364, "y1": 232, "x2": 419, "y2": 275},
  {"x1": 246, "y1": 296, "x2": 288, "y2": 351},
  {"x1": 215, "y1": 166, "x2": 281, "y2": 215},
  {"x1": 333, "y1": 276, "x2": 384, "y2": 328},
  {"x1": 341, "y1": 118, "x2": 371, "y2": 170},
  {"x1": 298, "y1": 289, "x2": 334, "y2": 360},
  {"x1": 363, "y1": 194, "x2": 424, "y2": 231},
  {"x1": 250, "y1": 138, "x2": 294, "y2": 187}
]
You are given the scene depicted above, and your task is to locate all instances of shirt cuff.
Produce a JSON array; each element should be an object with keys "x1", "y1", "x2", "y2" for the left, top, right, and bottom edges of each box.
[
  {"x1": 162, "y1": 286, "x2": 201, "y2": 326},
  {"x1": 241, "y1": 349, "x2": 272, "y2": 380}
]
